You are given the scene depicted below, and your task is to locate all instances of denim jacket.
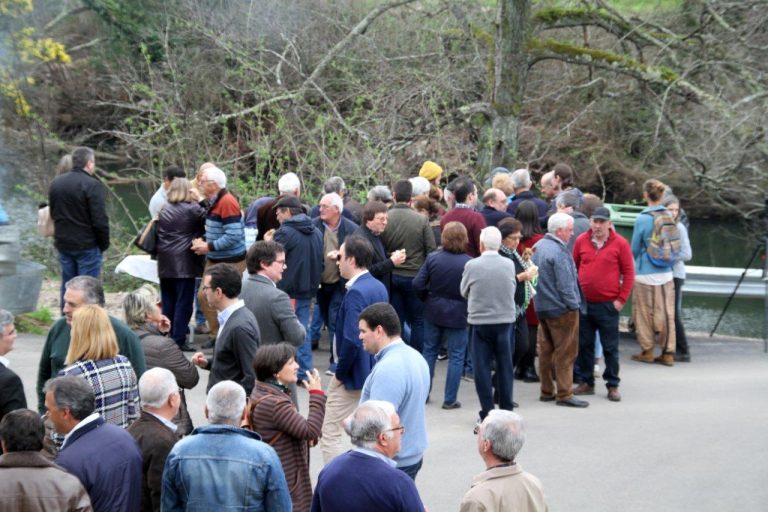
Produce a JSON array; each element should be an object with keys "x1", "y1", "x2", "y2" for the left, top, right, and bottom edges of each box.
[{"x1": 161, "y1": 424, "x2": 292, "y2": 512}]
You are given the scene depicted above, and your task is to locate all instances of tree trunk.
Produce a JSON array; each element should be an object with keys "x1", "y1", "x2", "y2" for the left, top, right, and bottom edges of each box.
[{"x1": 481, "y1": 0, "x2": 530, "y2": 176}]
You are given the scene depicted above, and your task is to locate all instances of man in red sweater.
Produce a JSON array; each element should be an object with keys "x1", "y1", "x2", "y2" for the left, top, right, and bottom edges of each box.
[
  {"x1": 440, "y1": 177, "x2": 486, "y2": 257},
  {"x1": 571, "y1": 207, "x2": 634, "y2": 402}
]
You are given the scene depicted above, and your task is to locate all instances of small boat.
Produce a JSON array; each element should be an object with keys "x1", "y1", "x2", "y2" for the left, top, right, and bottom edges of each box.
[
  {"x1": 682, "y1": 265, "x2": 765, "y2": 299},
  {"x1": 604, "y1": 203, "x2": 644, "y2": 227}
]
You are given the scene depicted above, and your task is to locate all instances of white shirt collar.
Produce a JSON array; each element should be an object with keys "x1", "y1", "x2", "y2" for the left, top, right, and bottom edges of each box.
[
  {"x1": 345, "y1": 270, "x2": 369, "y2": 289},
  {"x1": 353, "y1": 447, "x2": 397, "y2": 467},
  {"x1": 61, "y1": 412, "x2": 100, "y2": 450},
  {"x1": 217, "y1": 300, "x2": 245, "y2": 331},
  {"x1": 145, "y1": 411, "x2": 179, "y2": 432},
  {"x1": 0, "y1": 355, "x2": 9, "y2": 367}
]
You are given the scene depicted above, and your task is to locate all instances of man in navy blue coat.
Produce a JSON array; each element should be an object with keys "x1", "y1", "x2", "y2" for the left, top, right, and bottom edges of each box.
[
  {"x1": 45, "y1": 375, "x2": 142, "y2": 512},
  {"x1": 319, "y1": 235, "x2": 388, "y2": 464}
]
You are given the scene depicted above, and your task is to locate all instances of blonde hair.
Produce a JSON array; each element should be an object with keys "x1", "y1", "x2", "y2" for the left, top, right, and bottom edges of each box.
[
  {"x1": 66, "y1": 305, "x2": 118, "y2": 364},
  {"x1": 122, "y1": 284, "x2": 160, "y2": 329},
  {"x1": 166, "y1": 176, "x2": 192, "y2": 204},
  {"x1": 492, "y1": 173, "x2": 515, "y2": 197}
]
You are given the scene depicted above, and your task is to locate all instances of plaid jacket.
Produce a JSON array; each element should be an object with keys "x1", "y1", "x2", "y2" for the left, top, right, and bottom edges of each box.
[{"x1": 60, "y1": 355, "x2": 140, "y2": 429}]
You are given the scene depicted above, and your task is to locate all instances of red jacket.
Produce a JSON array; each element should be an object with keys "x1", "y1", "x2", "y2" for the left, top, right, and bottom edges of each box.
[{"x1": 573, "y1": 229, "x2": 635, "y2": 305}]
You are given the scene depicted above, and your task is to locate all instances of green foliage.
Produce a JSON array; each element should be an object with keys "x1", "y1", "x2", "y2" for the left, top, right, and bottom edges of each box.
[{"x1": 16, "y1": 307, "x2": 54, "y2": 335}]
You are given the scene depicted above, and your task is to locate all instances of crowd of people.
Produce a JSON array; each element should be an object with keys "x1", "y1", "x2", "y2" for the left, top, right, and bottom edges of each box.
[{"x1": 0, "y1": 147, "x2": 694, "y2": 511}]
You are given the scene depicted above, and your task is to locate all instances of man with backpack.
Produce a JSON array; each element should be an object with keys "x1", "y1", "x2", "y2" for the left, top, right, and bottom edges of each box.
[{"x1": 630, "y1": 179, "x2": 680, "y2": 366}]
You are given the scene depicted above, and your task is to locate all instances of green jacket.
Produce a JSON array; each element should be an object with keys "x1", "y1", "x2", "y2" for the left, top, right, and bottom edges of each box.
[
  {"x1": 36, "y1": 316, "x2": 146, "y2": 414},
  {"x1": 380, "y1": 203, "x2": 437, "y2": 277}
]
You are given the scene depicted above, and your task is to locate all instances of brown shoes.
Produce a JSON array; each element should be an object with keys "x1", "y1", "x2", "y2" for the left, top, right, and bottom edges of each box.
[
  {"x1": 573, "y1": 383, "x2": 595, "y2": 396},
  {"x1": 654, "y1": 353, "x2": 675, "y2": 366},
  {"x1": 631, "y1": 349, "x2": 655, "y2": 363},
  {"x1": 607, "y1": 387, "x2": 621, "y2": 402}
]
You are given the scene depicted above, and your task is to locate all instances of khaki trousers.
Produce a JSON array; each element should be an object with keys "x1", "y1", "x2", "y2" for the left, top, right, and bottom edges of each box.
[
  {"x1": 538, "y1": 310, "x2": 579, "y2": 400},
  {"x1": 632, "y1": 281, "x2": 676, "y2": 354},
  {"x1": 197, "y1": 258, "x2": 246, "y2": 337},
  {"x1": 319, "y1": 378, "x2": 361, "y2": 465}
]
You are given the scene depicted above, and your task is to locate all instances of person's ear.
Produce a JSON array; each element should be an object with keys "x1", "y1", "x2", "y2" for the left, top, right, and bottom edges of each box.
[{"x1": 204, "y1": 405, "x2": 210, "y2": 420}]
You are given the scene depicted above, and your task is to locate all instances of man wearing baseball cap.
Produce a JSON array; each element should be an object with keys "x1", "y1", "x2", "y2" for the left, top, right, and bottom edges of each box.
[{"x1": 571, "y1": 206, "x2": 635, "y2": 402}]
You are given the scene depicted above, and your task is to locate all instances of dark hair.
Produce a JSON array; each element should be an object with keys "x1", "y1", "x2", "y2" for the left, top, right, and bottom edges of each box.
[
  {"x1": 452, "y1": 177, "x2": 475, "y2": 204},
  {"x1": 71, "y1": 147, "x2": 94, "y2": 169},
  {"x1": 43, "y1": 376, "x2": 96, "y2": 421},
  {"x1": 515, "y1": 200, "x2": 544, "y2": 239},
  {"x1": 411, "y1": 195, "x2": 439, "y2": 217},
  {"x1": 428, "y1": 185, "x2": 441, "y2": 202},
  {"x1": 581, "y1": 193, "x2": 603, "y2": 218},
  {"x1": 0, "y1": 409, "x2": 44, "y2": 452},
  {"x1": 358, "y1": 302, "x2": 401, "y2": 337},
  {"x1": 253, "y1": 343, "x2": 296, "y2": 382},
  {"x1": 441, "y1": 221, "x2": 468, "y2": 254},
  {"x1": 643, "y1": 179, "x2": 666, "y2": 202},
  {"x1": 393, "y1": 180, "x2": 412, "y2": 203},
  {"x1": 362, "y1": 200, "x2": 388, "y2": 223},
  {"x1": 343, "y1": 235, "x2": 374, "y2": 270},
  {"x1": 205, "y1": 263, "x2": 242, "y2": 299},
  {"x1": 163, "y1": 165, "x2": 186, "y2": 181},
  {"x1": 498, "y1": 218, "x2": 523, "y2": 239},
  {"x1": 246, "y1": 241, "x2": 285, "y2": 275},
  {"x1": 553, "y1": 163, "x2": 574, "y2": 188}
]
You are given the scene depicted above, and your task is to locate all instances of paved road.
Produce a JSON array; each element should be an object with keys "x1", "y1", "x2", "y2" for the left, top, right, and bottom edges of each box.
[{"x1": 12, "y1": 330, "x2": 768, "y2": 511}]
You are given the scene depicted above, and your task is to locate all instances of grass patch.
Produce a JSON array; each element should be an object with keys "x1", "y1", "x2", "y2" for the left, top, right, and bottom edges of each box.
[{"x1": 16, "y1": 307, "x2": 55, "y2": 335}]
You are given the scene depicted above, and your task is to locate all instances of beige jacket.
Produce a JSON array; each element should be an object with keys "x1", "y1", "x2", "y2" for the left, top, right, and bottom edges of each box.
[
  {"x1": 0, "y1": 450, "x2": 93, "y2": 511},
  {"x1": 460, "y1": 463, "x2": 548, "y2": 512}
]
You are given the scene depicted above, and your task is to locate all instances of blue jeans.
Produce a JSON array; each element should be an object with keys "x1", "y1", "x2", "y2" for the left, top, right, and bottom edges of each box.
[
  {"x1": 309, "y1": 300, "x2": 324, "y2": 341},
  {"x1": 160, "y1": 277, "x2": 196, "y2": 347},
  {"x1": 578, "y1": 301, "x2": 620, "y2": 388},
  {"x1": 317, "y1": 282, "x2": 344, "y2": 368},
  {"x1": 398, "y1": 457, "x2": 423, "y2": 481},
  {"x1": 294, "y1": 297, "x2": 313, "y2": 375},
  {"x1": 58, "y1": 247, "x2": 102, "y2": 310},
  {"x1": 193, "y1": 277, "x2": 206, "y2": 326},
  {"x1": 390, "y1": 274, "x2": 425, "y2": 352},
  {"x1": 423, "y1": 320, "x2": 467, "y2": 405},
  {"x1": 471, "y1": 323, "x2": 514, "y2": 419}
]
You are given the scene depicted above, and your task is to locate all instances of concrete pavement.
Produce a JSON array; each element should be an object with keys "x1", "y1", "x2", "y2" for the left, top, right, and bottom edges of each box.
[{"x1": 11, "y1": 330, "x2": 768, "y2": 511}]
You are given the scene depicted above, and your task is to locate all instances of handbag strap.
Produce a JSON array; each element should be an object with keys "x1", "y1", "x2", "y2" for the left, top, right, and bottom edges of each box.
[{"x1": 245, "y1": 394, "x2": 286, "y2": 446}]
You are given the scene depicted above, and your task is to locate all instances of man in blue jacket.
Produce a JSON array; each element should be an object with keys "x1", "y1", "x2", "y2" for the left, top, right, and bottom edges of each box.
[
  {"x1": 319, "y1": 235, "x2": 388, "y2": 464},
  {"x1": 45, "y1": 375, "x2": 142, "y2": 512},
  {"x1": 271, "y1": 195, "x2": 323, "y2": 377}
]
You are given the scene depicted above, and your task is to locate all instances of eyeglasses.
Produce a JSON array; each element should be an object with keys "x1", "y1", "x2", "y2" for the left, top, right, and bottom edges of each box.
[
  {"x1": 201, "y1": 285, "x2": 213, "y2": 291},
  {"x1": 273, "y1": 259, "x2": 287, "y2": 267},
  {"x1": 385, "y1": 425, "x2": 405, "y2": 434},
  {"x1": 318, "y1": 204, "x2": 334, "y2": 210}
]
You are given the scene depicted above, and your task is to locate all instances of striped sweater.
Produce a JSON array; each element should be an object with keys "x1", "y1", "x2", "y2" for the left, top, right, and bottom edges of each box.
[
  {"x1": 205, "y1": 189, "x2": 246, "y2": 262},
  {"x1": 249, "y1": 381, "x2": 326, "y2": 512}
]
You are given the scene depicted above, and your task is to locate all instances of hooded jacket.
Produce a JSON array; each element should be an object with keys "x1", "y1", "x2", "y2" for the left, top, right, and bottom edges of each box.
[{"x1": 274, "y1": 213, "x2": 323, "y2": 299}]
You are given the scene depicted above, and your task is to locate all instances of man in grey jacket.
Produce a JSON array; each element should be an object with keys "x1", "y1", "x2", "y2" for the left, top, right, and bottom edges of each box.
[
  {"x1": 460, "y1": 227, "x2": 517, "y2": 421},
  {"x1": 532, "y1": 213, "x2": 588, "y2": 408},
  {"x1": 241, "y1": 241, "x2": 306, "y2": 347}
]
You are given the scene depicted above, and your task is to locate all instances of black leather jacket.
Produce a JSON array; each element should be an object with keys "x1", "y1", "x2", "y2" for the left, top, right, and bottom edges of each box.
[{"x1": 156, "y1": 202, "x2": 206, "y2": 278}]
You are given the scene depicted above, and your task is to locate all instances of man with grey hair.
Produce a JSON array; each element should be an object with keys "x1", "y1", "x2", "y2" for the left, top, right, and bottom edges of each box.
[
  {"x1": 192, "y1": 165, "x2": 247, "y2": 346},
  {"x1": 256, "y1": 171, "x2": 307, "y2": 241},
  {"x1": 128, "y1": 368, "x2": 181, "y2": 511},
  {"x1": 0, "y1": 310, "x2": 25, "y2": 428},
  {"x1": 507, "y1": 168, "x2": 549, "y2": 219},
  {"x1": 556, "y1": 191, "x2": 589, "y2": 252},
  {"x1": 45, "y1": 375, "x2": 142, "y2": 512},
  {"x1": 162, "y1": 380, "x2": 291, "y2": 511},
  {"x1": 312, "y1": 400, "x2": 425, "y2": 511},
  {"x1": 461, "y1": 226, "x2": 518, "y2": 421},
  {"x1": 311, "y1": 176, "x2": 362, "y2": 224},
  {"x1": 48, "y1": 146, "x2": 109, "y2": 310},
  {"x1": 532, "y1": 213, "x2": 588, "y2": 408},
  {"x1": 460, "y1": 410, "x2": 548, "y2": 512},
  {"x1": 367, "y1": 185, "x2": 393, "y2": 204},
  {"x1": 37, "y1": 276, "x2": 146, "y2": 414}
]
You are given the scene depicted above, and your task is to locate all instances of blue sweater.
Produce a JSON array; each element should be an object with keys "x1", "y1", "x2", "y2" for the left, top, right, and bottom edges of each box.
[
  {"x1": 334, "y1": 273, "x2": 388, "y2": 390},
  {"x1": 361, "y1": 341, "x2": 430, "y2": 467},
  {"x1": 56, "y1": 416, "x2": 143, "y2": 512},
  {"x1": 311, "y1": 451, "x2": 424, "y2": 512},
  {"x1": 631, "y1": 205, "x2": 674, "y2": 276}
]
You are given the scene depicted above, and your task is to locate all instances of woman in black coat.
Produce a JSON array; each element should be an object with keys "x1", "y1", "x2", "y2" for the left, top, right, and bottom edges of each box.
[{"x1": 156, "y1": 177, "x2": 206, "y2": 349}]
